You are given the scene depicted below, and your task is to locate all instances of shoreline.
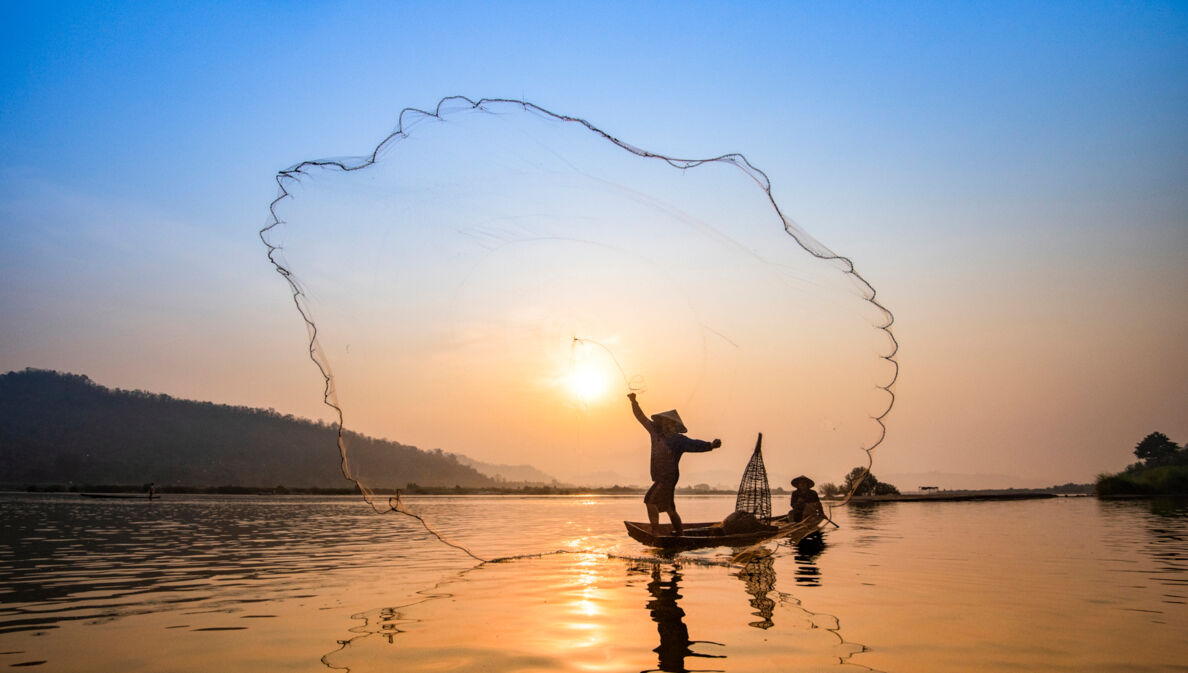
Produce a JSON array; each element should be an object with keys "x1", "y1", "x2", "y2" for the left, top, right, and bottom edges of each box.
[
  {"x1": 829, "y1": 491, "x2": 1067, "y2": 504},
  {"x1": 4, "y1": 487, "x2": 1111, "y2": 501}
]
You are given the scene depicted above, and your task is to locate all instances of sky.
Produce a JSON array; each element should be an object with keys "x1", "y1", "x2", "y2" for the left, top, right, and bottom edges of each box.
[{"x1": 1, "y1": 1, "x2": 1185, "y2": 489}]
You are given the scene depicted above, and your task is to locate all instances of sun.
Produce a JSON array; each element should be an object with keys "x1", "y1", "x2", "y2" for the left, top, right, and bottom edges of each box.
[{"x1": 567, "y1": 362, "x2": 611, "y2": 405}]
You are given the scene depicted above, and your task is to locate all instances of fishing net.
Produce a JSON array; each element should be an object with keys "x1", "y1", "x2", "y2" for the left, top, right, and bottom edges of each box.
[
  {"x1": 735, "y1": 433, "x2": 772, "y2": 523},
  {"x1": 261, "y1": 97, "x2": 896, "y2": 559}
]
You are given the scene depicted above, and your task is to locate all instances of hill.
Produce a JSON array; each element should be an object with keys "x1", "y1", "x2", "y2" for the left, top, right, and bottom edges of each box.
[
  {"x1": 0, "y1": 368, "x2": 502, "y2": 490},
  {"x1": 452, "y1": 454, "x2": 557, "y2": 485}
]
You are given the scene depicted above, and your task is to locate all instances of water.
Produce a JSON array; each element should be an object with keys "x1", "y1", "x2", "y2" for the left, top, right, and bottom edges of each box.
[{"x1": 1, "y1": 494, "x2": 1185, "y2": 672}]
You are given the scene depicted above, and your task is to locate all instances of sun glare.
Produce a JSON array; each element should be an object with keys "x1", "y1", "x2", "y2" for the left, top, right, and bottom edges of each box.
[{"x1": 567, "y1": 362, "x2": 611, "y2": 405}]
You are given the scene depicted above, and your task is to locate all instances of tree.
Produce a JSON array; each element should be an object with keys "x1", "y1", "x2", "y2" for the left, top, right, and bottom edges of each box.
[
  {"x1": 842, "y1": 467, "x2": 900, "y2": 496},
  {"x1": 1135, "y1": 432, "x2": 1179, "y2": 467},
  {"x1": 843, "y1": 467, "x2": 876, "y2": 496},
  {"x1": 819, "y1": 482, "x2": 841, "y2": 498}
]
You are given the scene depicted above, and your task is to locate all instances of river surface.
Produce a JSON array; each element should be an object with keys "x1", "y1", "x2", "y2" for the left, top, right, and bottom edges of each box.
[{"x1": 0, "y1": 493, "x2": 1185, "y2": 672}]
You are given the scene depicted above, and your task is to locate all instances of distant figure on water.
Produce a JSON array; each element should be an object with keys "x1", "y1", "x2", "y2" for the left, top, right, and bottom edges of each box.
[
  {"x1": 789, "y1": 475, "x2": 822, "y2": 523},
  {"x1": 628, "y1": 392, "x2": 721, "y2": 536}
]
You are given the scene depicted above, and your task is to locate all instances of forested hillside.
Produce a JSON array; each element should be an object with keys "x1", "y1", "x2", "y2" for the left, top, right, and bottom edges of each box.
[{"x1": 0, "y1": 369, "x2": 501, "y2": 489}]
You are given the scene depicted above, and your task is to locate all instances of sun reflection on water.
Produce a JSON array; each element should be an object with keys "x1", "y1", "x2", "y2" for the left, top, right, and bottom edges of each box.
[
  {"x1": 564, "y1": 554, "x2": 607, "y2": 648},
  {"x1": 320, "y1": 550, "x2": 872, "y2": 673}
]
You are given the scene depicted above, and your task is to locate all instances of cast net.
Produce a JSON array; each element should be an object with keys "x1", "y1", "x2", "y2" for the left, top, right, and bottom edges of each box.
[{"x1": 261, "y1": 97, "x2": 896, "y2": 559}]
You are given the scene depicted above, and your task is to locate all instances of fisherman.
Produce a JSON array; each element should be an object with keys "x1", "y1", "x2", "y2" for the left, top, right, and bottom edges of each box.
[
  {"x1": 789, "y1": 475, "x2": 823, "y2": 523},
  {"x1": 628, "y1": 392, "x2": 721, "y2": 536}
]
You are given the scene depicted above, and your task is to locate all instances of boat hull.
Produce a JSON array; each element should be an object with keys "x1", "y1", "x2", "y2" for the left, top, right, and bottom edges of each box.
[{"x1": 624, "y1": 514, "x2": 825, "y2": 550}]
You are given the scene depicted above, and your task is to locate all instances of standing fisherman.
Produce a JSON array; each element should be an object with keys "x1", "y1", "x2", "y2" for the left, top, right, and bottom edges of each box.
[{"x1": 628, "y1": 392, "x2": 721, "y2": 536}]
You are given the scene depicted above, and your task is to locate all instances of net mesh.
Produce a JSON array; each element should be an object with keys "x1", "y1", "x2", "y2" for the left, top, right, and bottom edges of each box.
[
  {"x1": 260, "y1": 97, "x2": 897, "y2": 560},
  {"x1": 735, "y1": 433, "x2": 772, "y2": 523}
]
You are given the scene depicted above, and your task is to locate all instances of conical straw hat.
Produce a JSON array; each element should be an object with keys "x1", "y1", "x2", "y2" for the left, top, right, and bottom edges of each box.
[
  {"x1": 791, "y1": 475, "x2": 815, "y2": 489},
  {"x1": 651, "y1": 410, "x2": 687, "y2": 433}
]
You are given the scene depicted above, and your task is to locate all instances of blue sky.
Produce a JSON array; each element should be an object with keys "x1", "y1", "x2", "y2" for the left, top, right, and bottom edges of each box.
[{"x1": 1, "y1": 1, "x2": 1185, "y2": 486}]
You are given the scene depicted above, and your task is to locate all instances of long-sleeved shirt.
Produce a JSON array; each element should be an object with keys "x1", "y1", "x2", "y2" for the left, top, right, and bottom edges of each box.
[
  {"x1": 632, "y1": 399, "x2": 715, "y2": 484},
  {"x1": 790, "y1": 489, "x2": 822, "y2": 522}
]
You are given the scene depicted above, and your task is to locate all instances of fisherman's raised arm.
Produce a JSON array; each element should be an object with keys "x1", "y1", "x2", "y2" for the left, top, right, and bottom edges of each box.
[{"x1": 628, "y1": 392, "x2": 653, "y2": 431}]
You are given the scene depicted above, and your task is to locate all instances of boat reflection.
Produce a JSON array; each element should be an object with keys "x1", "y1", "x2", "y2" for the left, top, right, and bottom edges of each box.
[
  {"x1": 640, "y1": 563, "x2": 725, "y2": 673},
  {"x1": 735, "y1": 553, "x2": 776, "y2": 629},
  {"x1": 792, "y1": 531, "x2": 826, "y2": 587}
]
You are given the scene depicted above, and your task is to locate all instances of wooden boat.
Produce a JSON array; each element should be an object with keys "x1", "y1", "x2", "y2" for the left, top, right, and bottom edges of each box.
[
  {"x1": 79, "y1": 493, "x2": 159, "y2": 500},
  {"x1": 624, "y1": 513, "x2": 826, "y2": 550}
]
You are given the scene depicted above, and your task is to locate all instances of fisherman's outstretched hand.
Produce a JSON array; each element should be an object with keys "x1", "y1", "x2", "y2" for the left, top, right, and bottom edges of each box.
[
  {"x1": 711, "y1": 439, "x2": 722, "y2": 448},
  {"x1": 627, "y1": 392, "x2": 637, "y2": 402}
]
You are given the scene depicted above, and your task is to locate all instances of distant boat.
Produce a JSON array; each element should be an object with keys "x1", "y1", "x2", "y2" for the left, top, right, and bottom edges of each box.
[
  {"x1": 624, "y1": 514, "x2": 825, "y2": 550},
  {"x1": 79, "y1": 493, "x2": 159, "y2": 500}
]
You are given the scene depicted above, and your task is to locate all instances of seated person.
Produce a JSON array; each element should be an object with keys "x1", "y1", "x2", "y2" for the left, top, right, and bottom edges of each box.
[{"x1": 789, "y1": 475, "x2": 823, "y2": 523}]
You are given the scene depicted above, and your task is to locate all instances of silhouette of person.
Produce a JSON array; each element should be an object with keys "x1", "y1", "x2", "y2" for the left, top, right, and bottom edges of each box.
[
  {"x1": 788, "y1": 475, "x2": 822, "y2": 523},
  {"x1": 793, "y1": 534, "x2": 826, "y2": 587},
  {"x1": 644, "y1": 564, "x2": 724, "y2": 672},
  {"x1": 628, "y1": 392, "x2": 720, "y2": 536}
]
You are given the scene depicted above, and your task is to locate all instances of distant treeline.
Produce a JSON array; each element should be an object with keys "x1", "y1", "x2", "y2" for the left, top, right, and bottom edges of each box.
[
  {"x1": 818, "y1": 467, "x2": 900, "y2": 497},
  {"x1": 23, "y1": 483, "x2": 361, "y2": 495},
  {"x1": 17, "y1": 482, "x2": 748, "y2": 497},
  {"x1": 1097, "y1": 432, "x2": 1188, "y2": 497},
  {"x1": 0, "y1": 368, "x2": 507, "y2": 490},
  {"x1": 888, "y1": 483, "x2": 1093, "y2": 495}
]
